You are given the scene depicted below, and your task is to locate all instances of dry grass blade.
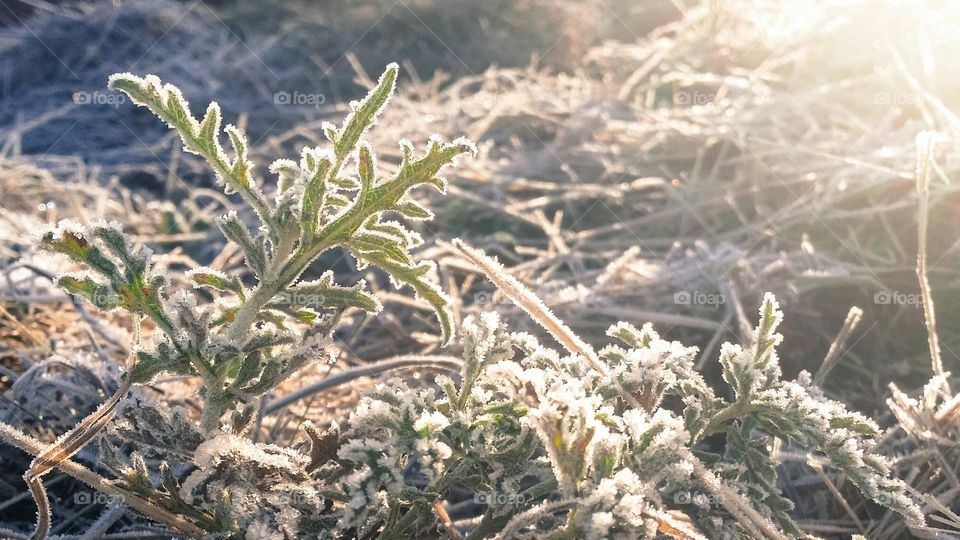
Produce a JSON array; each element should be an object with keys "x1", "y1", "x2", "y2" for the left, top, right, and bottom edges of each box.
[
  {"x1": 451, "y1": 239, "x2": 607, "y2": 375},
  {"x1": 263, "y1": 354, "x2": 462, "y2": 414},
  {"x1": 491, "y1": 500, "x2": 580, "y2": 540},
  {"x1": 814, "y1": 306, "x2": 863, "y2": 385},
  {"x1": 914, "y1": 130, "x2": 944, "y2": 380},
  {"x1": 0, "y1": 304, "x2": 51, "y2": 353}
]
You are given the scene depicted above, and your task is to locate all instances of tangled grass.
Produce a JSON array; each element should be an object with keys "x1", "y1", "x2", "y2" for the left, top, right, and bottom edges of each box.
[{"x1": 1, "y1": 0, "x2": 959, "y2": 537}]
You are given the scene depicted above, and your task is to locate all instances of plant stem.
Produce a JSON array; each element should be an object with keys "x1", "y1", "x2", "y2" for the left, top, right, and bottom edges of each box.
[{"x1": 378, "y1": 502, "x2": 427, "y2": 540}]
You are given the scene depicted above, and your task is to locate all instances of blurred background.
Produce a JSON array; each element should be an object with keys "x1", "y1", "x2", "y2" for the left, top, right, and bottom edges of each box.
[{"x1": 1, "y1": 0, "x2": 959, "y2": 536}]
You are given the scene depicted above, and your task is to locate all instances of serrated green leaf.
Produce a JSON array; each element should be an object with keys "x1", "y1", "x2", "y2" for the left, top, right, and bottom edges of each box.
[
  {"x1": 352, "y1": 249, "x2": 453, "y2": 344},
  {"x1": 325, "y1": 194, "x2": 350, "y2": 207},
  {"x1": 270, "y1": 159, "x2": 299, "y2": 193},
  {"x1": 130, "y1": 351, "x2": 169, "y2": 384},
  {"x1": 279, "y1": 273, "x2": 381, "y2": 313},
  {"x1": 347, "y1": 232, "x2": 411, "y2": 265},
  {"x1": 189, "y1": 269, "x2": 243, "y2": 297},
  {"x1": 393, "y1": 199, "x2": 433, "y2": 220},
  {"x1": 302, "y1": 157, "x2": 333, "y2": 240},
  {"x1": 241, "y1": 359, "x2": 283, "y2": 395},
  {"x1": 330, "y1": 176, "x2": 360, "y2": 190},
  {"x1": 357, "y1": 144, "x2": 376, "y2": 194},
  {"x1": 334, "y1": 64, "x2": 397, "y2": 160},
  {"x1": 218, "y1": 213, "x2": 266, "y2": 278}
]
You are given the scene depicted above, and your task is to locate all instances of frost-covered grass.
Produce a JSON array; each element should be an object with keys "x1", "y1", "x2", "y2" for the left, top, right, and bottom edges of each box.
[
  {"x1": 1, "y1": 0, "x2": 960, "y2": 538},
  {"x1": 1, "y1": 64, "x2": 476, "y2": 539},
  {"x1": 0, "y1": 66, "x2": 942, "y2": 539}
]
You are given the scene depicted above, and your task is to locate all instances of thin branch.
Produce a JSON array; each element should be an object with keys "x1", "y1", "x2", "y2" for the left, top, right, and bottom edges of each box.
[{"x1": 263, "y1": 355, "x2": 462, "y2": 414}]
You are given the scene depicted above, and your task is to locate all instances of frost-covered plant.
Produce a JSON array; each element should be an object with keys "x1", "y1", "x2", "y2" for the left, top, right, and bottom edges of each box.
[
  {"x1": 0, "y1": 64, "x2": 927, "y2": 539},
  {"x1": 335, "y1": 284, "x2": 924, "y2": 538},
  {"x1": 6, "y1": 64, "x2": 475, "y2": 538},
  {"x1": 38, "y1": 64, "x2": 472, "y2": 433}
]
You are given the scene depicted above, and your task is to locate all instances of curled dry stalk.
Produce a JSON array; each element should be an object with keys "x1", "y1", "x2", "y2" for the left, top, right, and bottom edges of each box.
[
  {"x1": 0, "y1": 420, "x2": 205, "y2": 538},
  {"x1": 1, "y1": 318, "x2": 203, "y2": 539},
  {"x1": 23, "y1": 317, "x2": 138, "y2": 540},
  {"x1": 23, "y1": 361, "x2": 133, "y2": 540}
]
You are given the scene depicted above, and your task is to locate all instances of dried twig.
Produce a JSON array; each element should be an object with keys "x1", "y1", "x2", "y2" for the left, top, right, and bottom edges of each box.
[
  {"x1": 18, "y1": 319, "x2": 142, "y2": 540},
  {"x1": 263, "y1": 355, "x2": 462, "y2": 414},
  {"x1": 914, "y1": 131, "x2": 944, "y2": 380},
  {"x1": 814, "y1": 306, "x2": 863, "y2": 385}
]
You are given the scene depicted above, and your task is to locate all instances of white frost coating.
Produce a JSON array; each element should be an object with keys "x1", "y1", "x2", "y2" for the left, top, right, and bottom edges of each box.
[{"x1": 413, "y1": 410, "x2": 450, "y2": 433}]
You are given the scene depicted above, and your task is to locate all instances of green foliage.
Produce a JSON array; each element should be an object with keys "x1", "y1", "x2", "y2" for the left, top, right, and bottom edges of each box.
[
  {"x1": 335, "y1": 297, "x2": 923, "y2": 539},
  {"x1": 24, "y1": 65, "x2": 928, "y2": 540},
  {"x1": 38, "y1": 65, "x2": 474, "y2": 433}
]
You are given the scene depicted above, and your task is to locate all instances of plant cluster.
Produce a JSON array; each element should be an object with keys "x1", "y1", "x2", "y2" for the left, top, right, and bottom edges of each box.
[
  {"x1": 335, "y1": 295, "x2": 922, "y2": 539},
  {"x1": 0, "y1": 65, "x2": 930, "y2": 539}
]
